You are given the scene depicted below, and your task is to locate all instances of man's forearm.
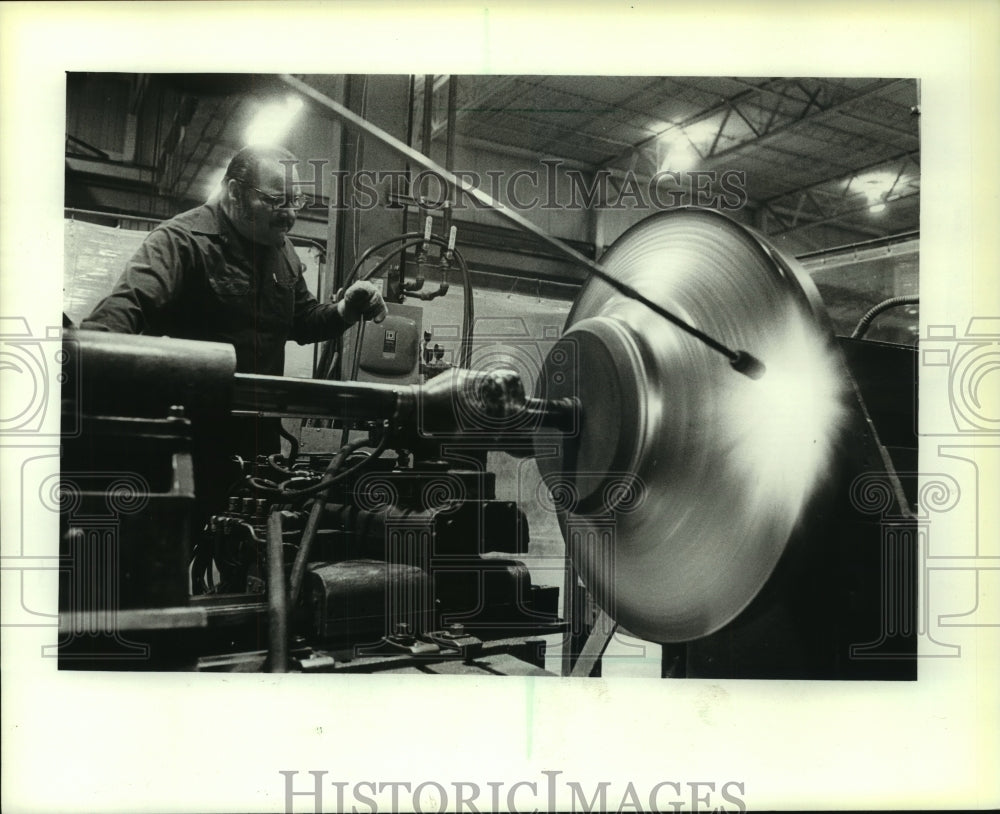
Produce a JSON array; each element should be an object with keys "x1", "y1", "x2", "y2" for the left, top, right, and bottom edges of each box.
[{"x1": 290, "y1": 300, "x2": 351, "y2": 344}]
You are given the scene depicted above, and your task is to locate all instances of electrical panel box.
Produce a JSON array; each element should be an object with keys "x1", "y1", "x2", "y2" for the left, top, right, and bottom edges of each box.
[{"x1": 355, "y1": 302, "x2": 422, "y2": 384}]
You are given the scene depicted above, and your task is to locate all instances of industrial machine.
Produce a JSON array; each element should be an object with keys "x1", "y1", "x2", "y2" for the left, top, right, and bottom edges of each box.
[
  {"x1": 57, "y1": 205, "x2": 917, "y2": 678},
  {"x1": 57, "y1": 76, "x2": 917, "y2": 678}
]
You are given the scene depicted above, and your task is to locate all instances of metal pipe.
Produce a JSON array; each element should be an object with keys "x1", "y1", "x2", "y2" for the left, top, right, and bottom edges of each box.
[
  {"x1": 233, "y1": 371, "x2": 576, "y2": 434},
  {"x1": 444, "y1": 75, "x2": 458, "y2": 238},
  {"x1": 66, "y1": 328, "x2": 236, "y2": 416},
  {"x1": 288, "y1": 440, "x2": 367, "y2": 607},
  {"x1": 232, "y1": 372, "x2": 407, "y2": 422},
  {"x1": 267, "y1": 511, "x2": 288, "y2": 673},
  {"x1": 67, "y1": 331, "x2": 574, "y2": 438},
  {"x1": 796, "y1": 230, "x2": 920, "y2": 261},
  {"x1": 420, "y1": 74, "x2": 434, "y2": 156},
  {"x1": 400, "y1": 74, "x2": 417, "y2": 284}
]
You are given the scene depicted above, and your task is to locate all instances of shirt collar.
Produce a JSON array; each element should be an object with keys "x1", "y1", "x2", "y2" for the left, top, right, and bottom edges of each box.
[
  {"x1": 187, "y1": 200, "x2": 227, "y2": 237},
  {"x1": 188, "y1": 200, "x2": 300, "y2": 268}
]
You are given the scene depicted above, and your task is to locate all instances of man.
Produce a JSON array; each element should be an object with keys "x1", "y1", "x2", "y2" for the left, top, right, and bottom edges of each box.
[
  {"x1": 82, "y1": 144, "x2": 387, "y2": 456},
  {"x1": 83, "y1": 144, "x2": 386, "y2": 376}
]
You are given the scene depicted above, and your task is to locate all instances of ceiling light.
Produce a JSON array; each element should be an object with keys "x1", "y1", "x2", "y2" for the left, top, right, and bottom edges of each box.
[
  {"x1": 869, "y1": 202, "x2": 886, "y2": 214},
  {"x1": 855, "y1": 170, "x2": 901, "y2": 205},
  {"x1": 684, "y1": 119, "x2": 722, "y2": 146},
  {"x1": 659, "y1": 140, "x2": 700, "y2": 173},
  {"x1": 244, "y1": 96, "x2": 304, "y2": 146},
  {"x1": 655, "y1": 118, "x2": 720, "y2": 173}
]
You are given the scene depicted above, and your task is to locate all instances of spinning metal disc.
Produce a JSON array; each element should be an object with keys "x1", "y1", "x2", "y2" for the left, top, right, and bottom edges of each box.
[{"x1": 535, "y1": 208, "x2": 846, "y2": 642}]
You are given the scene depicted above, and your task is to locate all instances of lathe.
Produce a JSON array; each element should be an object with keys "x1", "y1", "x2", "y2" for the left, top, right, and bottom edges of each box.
[{"x1": 57, "y1": 205, "x2": 917, "y2": 679}]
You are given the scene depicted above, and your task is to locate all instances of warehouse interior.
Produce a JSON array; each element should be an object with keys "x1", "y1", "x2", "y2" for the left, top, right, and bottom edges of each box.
[{"x1": 60, "y1": 73, "x2": 920, "y2": 677}]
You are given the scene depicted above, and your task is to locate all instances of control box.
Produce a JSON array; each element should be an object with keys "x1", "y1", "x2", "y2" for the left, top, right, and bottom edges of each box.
[{"x1": 355, "y1": 302, "x2": 423, "y2": 384}]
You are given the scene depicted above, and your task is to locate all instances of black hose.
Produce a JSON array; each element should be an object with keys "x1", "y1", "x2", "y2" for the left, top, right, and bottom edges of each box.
[
  {"x1": 246, "y1": 476, "x2": 282, "y2": 498},
  {"x1": 267, "y1": 454, "x2": 298, "y2": 479},
  {"x1": 278, "y1": 423, "x2": 300, "y2": 465},
  {"x1": 452, "y1": 248, "x2": 475, "y2": 368},
  {"x1": 314, "y1": 338, "x2": 339, "y2": 381},
  {"x1": 342, "y1": 231, "x2": 430, "y2": 289},
  {"x1": 286, "y1": 434, "x2": 388, "y2": 607},
  {"x1": 267, "y1": 454, "x2": 316, "y2": 481},
  {"x1": 851, "y1": 295, "x2": 919, "y2": 339},
  {"x1": 361, "y1": 238, "x2": 426, "y2": 286},
  {"x1": 345, "y1": 234, "x2": 476, "y2": 373},
  {"x1": 189, "y1": 534, "x2": 214, "y2": 595},
  {"x1": 278, "y1": 435, "x2": 386, "y2": 500},
  {"x1": 337, "y1": 235, "x2": 432, "y2": 403}
]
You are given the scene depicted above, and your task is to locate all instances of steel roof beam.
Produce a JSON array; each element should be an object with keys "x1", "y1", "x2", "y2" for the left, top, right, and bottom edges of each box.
[
  {"x1": 761, "y1": 150, "x2": 919, "y2": 205},
  {"x1": 764, "y1": 190, "x2": 919, "y2": 237},
  {"x1": 706, "y1": 78, "x2": 905, "y2": 161},
  {"x1": 596, "y1": 78, "x2": 792, "y2": 170}
]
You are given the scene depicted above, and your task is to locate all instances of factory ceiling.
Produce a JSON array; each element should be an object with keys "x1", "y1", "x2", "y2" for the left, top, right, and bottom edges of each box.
[
  {"x1": 429, "y1": 75, "x2": 919, "y2": 241},
  {"x1": 65, "y1": 73, "x2": 919, "y2": 254}
]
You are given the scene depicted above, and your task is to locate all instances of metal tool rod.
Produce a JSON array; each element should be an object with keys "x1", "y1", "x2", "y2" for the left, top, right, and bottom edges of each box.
[
  {"x1": 279, "y1": 74, "x2": 763, "y2": 376},
  {"x1": 267, "y1": 511, "x2": 289, "y2": 673},
  {"x1": 288, "y1": 440, "x2": 366, "y2": 607},
  {"x1": 569, "y1": 609, "x2": 618, "y2": 678},
  {"x1": 523, "y1": 397, "x2": 579, "y2": 434},
  {"x1": 233, "y1": 371, "x2": 577, "y2": 432},
  {"x1": 444, "y1": 75, "x2": 458, "y2": 237},
  {"x1": 232, "y1": 372, "x2": 404, "y2": 420}
]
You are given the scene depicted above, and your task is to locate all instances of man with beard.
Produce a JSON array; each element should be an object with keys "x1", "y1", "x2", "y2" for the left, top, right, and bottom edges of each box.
[{"x1": 81, "y1": 144, "x2": 387, "y2": 458}]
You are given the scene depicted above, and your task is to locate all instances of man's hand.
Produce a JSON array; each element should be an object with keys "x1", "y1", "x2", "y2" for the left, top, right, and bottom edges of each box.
[{"x1": 337, "y1": 280, "x2": 388, "y2": 325}]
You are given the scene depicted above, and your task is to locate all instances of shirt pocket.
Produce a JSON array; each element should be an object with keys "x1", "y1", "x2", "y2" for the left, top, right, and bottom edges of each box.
[
  {"x1": 204, "y1": 258, "x2": 255, "y2": 334},
  {"x1": 206, "y1": 264, "x2": 251, "y2": 298},
  {"x1": 267, "y1": 267, "x2": 297, "y2": 331}
]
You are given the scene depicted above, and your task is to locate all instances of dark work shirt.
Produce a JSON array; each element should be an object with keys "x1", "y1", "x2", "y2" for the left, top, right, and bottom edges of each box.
[{"x1": 81, "y1": 201, "x2": 346, "y2": 376}]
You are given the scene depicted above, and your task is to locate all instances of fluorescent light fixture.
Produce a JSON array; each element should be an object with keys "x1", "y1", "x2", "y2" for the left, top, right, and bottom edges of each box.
[
  {"x1": 684, "y1": 119, "x2": 722, "y2": 145},
  {"x1": 656, "y1": 119, "x2": 718, "y2": 173},
  {"x1": 855, "y1": 170, "x2": 901, "y2": 205},
  {"x1": 660, "y1": 141, "x2": 700, "y2": 173},
  {"x1": 244, "y1": 96, "x2": 304, "y2": 146}
]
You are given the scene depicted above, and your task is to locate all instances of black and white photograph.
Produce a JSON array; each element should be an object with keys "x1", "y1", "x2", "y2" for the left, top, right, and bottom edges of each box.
[
  {"x1": 57, "y1": 70, "x2": 921, "y2": 681},
  {"x1": 2, "y1": 3, "x2": 998, "y2": 812}
]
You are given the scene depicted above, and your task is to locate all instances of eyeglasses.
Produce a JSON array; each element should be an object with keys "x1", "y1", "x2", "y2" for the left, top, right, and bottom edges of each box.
[{"x1": 235, "y1": 179, "x2": 311, "y2": 210}]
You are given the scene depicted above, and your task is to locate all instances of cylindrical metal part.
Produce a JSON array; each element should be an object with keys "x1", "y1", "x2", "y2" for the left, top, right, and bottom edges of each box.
[
  {"x1": 64, "y1": 329, "x2": 236, "y2": 417},
  {"x1": 267, "y1": 511, "x2": 288, "y2": 673},
  {"x1": 444, "y1": 75, "x2": 458, "y2": 237},
  {"x1": 535, "y1": 208, "x2": 847, "y2": 643},
  {"x1": 232, "y1": 368, "x2": 574, "y2": 440},
  {"x1": 231, "y1": 372, "x2": 409, "y2": 423},
  {"x1": 67, "y1": 329, "x2": 574, "y2": 444}
]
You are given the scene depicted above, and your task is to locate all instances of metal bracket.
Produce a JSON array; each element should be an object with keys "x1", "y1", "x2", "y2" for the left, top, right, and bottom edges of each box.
[{"x1": 569, "y1": 609, "x2": 618, "y2": 678}]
